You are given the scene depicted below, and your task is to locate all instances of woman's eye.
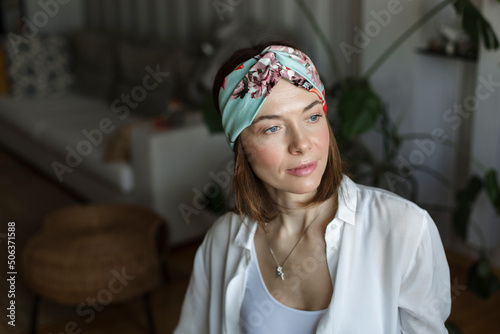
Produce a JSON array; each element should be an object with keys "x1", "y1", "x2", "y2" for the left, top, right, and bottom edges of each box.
[
  {"x1": 264, "y1": 126, "x2": 279, "y2": 133},
  {"x1": 309, "y1": 114, "x2": 322, "y2": 122}
]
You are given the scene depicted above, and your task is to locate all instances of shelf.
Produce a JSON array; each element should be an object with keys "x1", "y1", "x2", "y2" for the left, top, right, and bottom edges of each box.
[{"x1": 416, "y1": 48, "x2": 477, "y2": 63}]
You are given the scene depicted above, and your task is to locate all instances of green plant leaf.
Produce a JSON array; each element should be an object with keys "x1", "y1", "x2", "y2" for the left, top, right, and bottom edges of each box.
[
  {"x1": 450, "y1": 0, "x2": 500, "y2": 50},
  {"x1": 467, "y1": 255, "x2": 500, "y2": 299},
  {"x1": 338, "y1": 81, "x2": 383, "y2": 136},
  {"x1": 328, "y1": 77, "x2": 362, "y2": 99},
  {"x1": 484, "y1": 169, "x2": 500, "y2": 215},
  {"x1": 204, "y1": 181, "x2": 227, "y2": 215},
  {"x1": 452, "y1": 176, "x2": 482, "y2": 241},
  {"x1": 202, "y1": 92, "x2": 224, "y2": 134}
]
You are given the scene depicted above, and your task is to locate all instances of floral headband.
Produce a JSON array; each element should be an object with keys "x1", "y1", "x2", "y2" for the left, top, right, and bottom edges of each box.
[{"x1": 218, "y1": 45, "x2": 327, "y2": 150}]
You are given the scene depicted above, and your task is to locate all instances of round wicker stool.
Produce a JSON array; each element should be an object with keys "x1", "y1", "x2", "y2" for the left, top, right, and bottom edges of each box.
[{"x1": 21, "y1": 202, "x2": 169, "y2": 334}]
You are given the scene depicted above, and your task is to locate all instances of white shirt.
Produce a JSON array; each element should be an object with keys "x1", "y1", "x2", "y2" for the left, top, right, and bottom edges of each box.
[{"x1": 174, "y1": 175, "x2": 451, "y2": 334}]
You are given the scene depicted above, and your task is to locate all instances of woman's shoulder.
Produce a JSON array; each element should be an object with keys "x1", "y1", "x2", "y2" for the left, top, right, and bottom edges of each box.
[
  {"x1": 356, "y1": 182, "x2": 426, "y2": 216},
  {"x1": 200, "y1": 210, "x2": 253, "y2": 250},
  {"x1": 347, "y1": 181, "x2": 438, "y2": 258},
  {"x1": 208, "y1": 210, "x2": 248, "y2": 234},
  {"x1": 349, "y1": 180, "x2": 431, "y2": 234}
]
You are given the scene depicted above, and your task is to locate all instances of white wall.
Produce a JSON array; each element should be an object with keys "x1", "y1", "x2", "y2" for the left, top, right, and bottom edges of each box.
[
  {"x1": 360, "y1": 0, "x2": 500, "y2": 266},
  {"x1": 468, "y1": 0, "x2": 500, "y2": 265},
  {"x1": 359, "y1": 0, "x2": 457, "y2": 223},
  {"x1": 22, "y1": 0, "x2": 85, "y2": 35},
  {"x1": 359, "y1": 0, "x2": 459, "y2": 154}
]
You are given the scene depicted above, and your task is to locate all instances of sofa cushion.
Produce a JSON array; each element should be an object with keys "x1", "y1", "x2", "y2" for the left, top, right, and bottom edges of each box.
[
  {"x1": 71, "y1": 30, "x2": 116, "y2": 100},
  {"x1": 2, "y1": 34, "x2": 75, "y2": 98},
  {"x1": 113, "y1": 39, "x2": 177, "y2": 117}
]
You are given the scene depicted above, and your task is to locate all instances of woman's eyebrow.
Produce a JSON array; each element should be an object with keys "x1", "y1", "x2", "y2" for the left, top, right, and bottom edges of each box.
[
  {"x1": 251, "y1": 100, "x2": 322, "y2": 125},
  {"x1": 303, "y1": 99, "x2": 322, "y2": 111}
]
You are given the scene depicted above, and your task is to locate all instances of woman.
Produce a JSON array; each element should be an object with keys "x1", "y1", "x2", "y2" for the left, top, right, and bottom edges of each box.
[{"x1": 174, "y1": 40, "x2": 451, "y2": 334}]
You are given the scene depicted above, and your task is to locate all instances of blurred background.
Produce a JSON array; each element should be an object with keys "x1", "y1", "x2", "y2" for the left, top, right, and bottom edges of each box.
[{"x1": 0, "y1": 0, "x2": 499, "y2": 333}]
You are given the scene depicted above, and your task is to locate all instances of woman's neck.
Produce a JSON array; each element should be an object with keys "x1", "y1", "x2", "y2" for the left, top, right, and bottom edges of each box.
[{"x1": 265, "y1": 194, "x2": 337, "y2": 239}]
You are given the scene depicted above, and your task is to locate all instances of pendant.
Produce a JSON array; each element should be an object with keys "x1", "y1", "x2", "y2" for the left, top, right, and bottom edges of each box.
[{"x1": 276, "y1": 265, "x2": 284, "y2": 280}]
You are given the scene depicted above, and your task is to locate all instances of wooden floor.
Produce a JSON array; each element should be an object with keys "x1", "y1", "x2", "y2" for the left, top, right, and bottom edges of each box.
[
  {"x1": 445, "y1": 249, "x2": 500, "y2": 333},
  {"x1": 1, "y1": 146, "x2": 500, "y2": 334}
]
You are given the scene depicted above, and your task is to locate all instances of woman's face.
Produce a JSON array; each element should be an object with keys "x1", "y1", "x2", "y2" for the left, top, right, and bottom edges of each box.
[{"x1": 240, "y1": 78, "x2": 330, "y2": 198}]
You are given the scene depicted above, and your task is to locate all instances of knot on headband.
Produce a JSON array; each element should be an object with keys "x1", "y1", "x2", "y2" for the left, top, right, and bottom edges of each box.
[{"x1": 218, "y1": 45, "x2": 327, "y2": 150}]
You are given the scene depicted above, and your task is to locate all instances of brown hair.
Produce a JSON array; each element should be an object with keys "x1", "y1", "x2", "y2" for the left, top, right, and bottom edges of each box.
[{"x1": 213, "y1": 39, "x2": 344, "y2": 223}]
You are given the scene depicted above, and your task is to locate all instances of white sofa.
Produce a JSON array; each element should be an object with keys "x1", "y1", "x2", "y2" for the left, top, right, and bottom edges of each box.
[{"x1": 0, "y1": 92, "x2": 233, "y2": 246}]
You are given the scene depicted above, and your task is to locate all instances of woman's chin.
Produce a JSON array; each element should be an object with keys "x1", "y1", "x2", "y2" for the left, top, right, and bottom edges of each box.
[{"x1": 269, "y1": 179, "x2": 322, "y2": 196}]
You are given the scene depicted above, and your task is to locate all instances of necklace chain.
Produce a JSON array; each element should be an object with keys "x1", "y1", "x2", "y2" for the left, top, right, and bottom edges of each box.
[{"x1": 263, "y1": 201, "x2": 327, "y2": 280}]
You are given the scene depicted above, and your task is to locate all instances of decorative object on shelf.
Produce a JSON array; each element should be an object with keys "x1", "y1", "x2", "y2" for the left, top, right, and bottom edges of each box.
[
  {"x1": 152, "y1": 116, "x2": 172, "y2": 131},
  {"x1": 160, "y1": 96, "x2": 186, "y2": 128},
  {"x1": 425, "y1": 22, "x2": 478, "y2": 60}
]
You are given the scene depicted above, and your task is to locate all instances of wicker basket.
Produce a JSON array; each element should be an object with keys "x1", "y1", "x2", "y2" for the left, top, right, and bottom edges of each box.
[{"x1": 20, "y1": 202, "x2": 168, "y2": 306}]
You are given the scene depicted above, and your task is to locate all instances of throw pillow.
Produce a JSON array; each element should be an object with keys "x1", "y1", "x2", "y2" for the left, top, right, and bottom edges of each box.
[
  {"x1": 2, "y1": 34, "x2": 75, "y2": 98},
  {"x1": 113, "y1": 39, "x2": 176, "y2": 117}
]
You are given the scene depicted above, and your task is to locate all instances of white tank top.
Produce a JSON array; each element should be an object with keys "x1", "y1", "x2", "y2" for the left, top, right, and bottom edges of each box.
[{"x1": 240, "y1": 239, "x2": 328, "y2": 334}]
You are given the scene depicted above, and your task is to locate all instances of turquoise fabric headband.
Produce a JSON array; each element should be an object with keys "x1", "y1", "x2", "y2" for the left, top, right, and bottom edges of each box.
[{"x1": 218, "y1": 45, "x2": 327, "y2": 150}]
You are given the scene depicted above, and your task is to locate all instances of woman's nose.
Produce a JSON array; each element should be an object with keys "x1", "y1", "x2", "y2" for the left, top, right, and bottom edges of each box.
[{"x1": 288, "y1": 126, "x2": 312, "y2": 154}]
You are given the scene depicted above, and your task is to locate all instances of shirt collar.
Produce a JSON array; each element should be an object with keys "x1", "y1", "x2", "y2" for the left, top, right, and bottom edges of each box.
[
  {"x1": 335, "y1": 174, "x2": 358, "y2": 226},
  {"x1": 233, "y1": 174, "x2": 358, "y2": 250},
  {"x1": 234, "y1": 215, "x2": 258, "y2": 250}
]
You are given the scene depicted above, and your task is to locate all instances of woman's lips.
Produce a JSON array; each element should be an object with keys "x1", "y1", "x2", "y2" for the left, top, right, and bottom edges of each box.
[{"x1": 285, "y1": 161, "x2": 317, "y2": 176}]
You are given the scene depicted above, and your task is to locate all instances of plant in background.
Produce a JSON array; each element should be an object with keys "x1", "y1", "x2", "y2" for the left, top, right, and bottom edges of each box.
[{"x1": 204, "y1": 179, "x2": 228, "y2": 216}]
